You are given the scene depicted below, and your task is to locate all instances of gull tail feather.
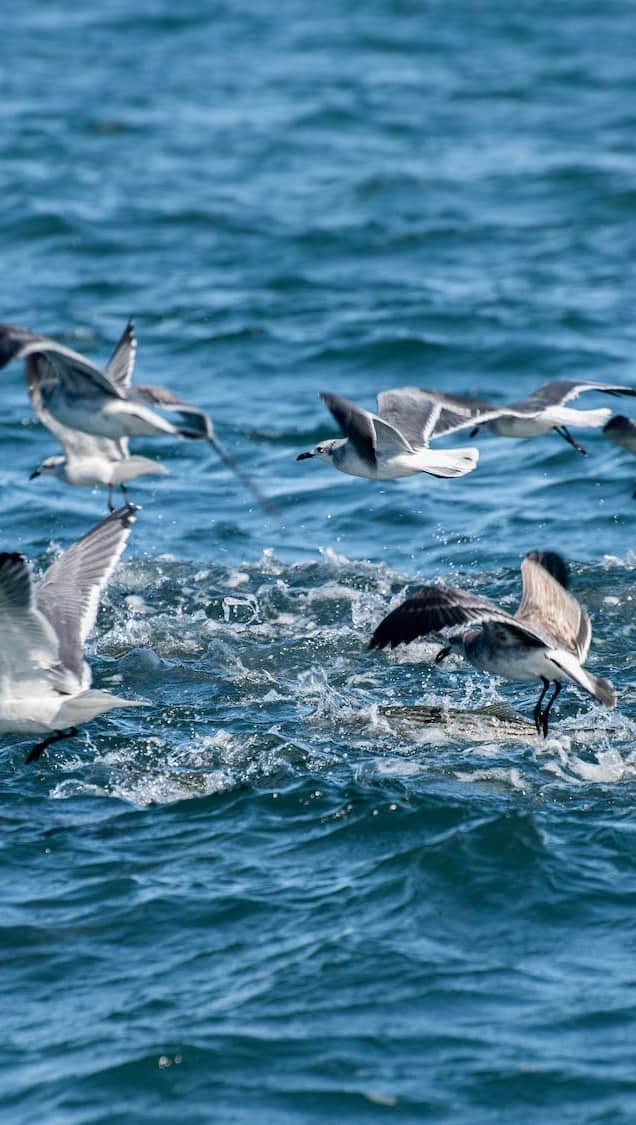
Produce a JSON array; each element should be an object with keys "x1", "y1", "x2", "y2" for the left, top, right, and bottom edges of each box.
[
  {"x1": 548, "y1": 649, "x2": 617, "y2": 709},
  {"x1": 417, "y1": 446, "x2": 480, "y2": 479},
  {"x1": 208, "y1": 432, "x2": 278, "y2": 517},
  {"x1": 56, "y1": 690, "x2": 147, "y2": 726},
  {"x1": 112, "y1": 457, "x2": 169, "y2": 483},
  {"x1": 550, "y1": 407, "x2": 612, "y2": 430}
]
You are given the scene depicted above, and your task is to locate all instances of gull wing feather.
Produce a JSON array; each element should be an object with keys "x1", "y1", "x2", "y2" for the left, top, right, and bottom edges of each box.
[
  {"x1": 384, "y1": 388, "x2": 502, "y2": 438},
  {"x1": 516, "y1": 553, "x2": 591, "y2": 660},
  {"x1": 519, "y1": 379, "x2": 636, "y2": 411},
  {"x1": 131, "y1": 384, "x2": 213, "y2": 438},
  {"x1": 321, "y1": 392, "x2": 411, "y2": 463},
  {"x1": 26, "y1": 356, "x2": 129, "y2": 462},
  {"x1": 369, "y1": 584, "x2": 545, "y2": 650},
  {"x1": 0, "y1": 553, "x2": 60, "y2": 683},
  {"x1": 105, "y1": 320, "x2": 137, "y2": 389},
  {"x1": 36, "y1": 505, "x2": 137, "y2": 685},
  {"x1": 0, "y1": 323, "x2": 123, "y2": 397},
  {"x1": 376, "y1": 389, "x2": 442, "y2": 449}
]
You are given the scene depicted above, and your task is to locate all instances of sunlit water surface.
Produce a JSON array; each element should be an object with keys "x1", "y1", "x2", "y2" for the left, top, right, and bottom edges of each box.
[{"x1": 2, "y1": 2, "x2": 636, "y2": 1121}]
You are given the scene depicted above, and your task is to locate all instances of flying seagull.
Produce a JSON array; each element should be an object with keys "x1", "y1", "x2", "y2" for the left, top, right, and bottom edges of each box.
[
  {"x1": 296, "y1": 391, "x2": 479, "y2": 480},
  {"x1": 603, "y1": 415, "x2": 636, "y2": 497},
  {"x1": 0, "y1": 505, "x2": 145, "y2": 763},
  {"x1": 27, "y1": 323, "x2": 167, "y2": 509},
  {"x1": 384, "y1": 380, "x2": 636, "y2": 456},
  {"x1": 369, "y1": 550, "x2": 616, "y2": 736},
  {"x1": 1, "y1": 320, "x2": 275, "y2": 515}
]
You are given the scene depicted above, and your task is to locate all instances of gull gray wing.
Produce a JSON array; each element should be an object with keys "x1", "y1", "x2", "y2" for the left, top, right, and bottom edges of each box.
[
  {"x1": 377, "y1": 388, "x2": 442, "y2": 449},
  {"x1": 105, "y1": 320, "x2": 137, "y2": 389},
  {"x1": 516, "y1": 552, "x2": 591, "y2": 660},
  {"x1": 369, "y1": 584, "x2": 542, "y2": 650},
  {"x1": 36, "y1": 505, "x2": 137, "y2": 685},
  {"x1": 130, "y1": 385, "x2": 213, "y2": 438},
  {"x1": 25, "y1": 356, "x2": 129, "y2": 462},
  {"x1": 385, "y1": 388, "x2": 501, "y2": 438},
  {"x1": 321, "y1": 391, "x2": 411, "y2": 462},
  {"x1": 520, "y1": 379, "x2": 636, "y2": 411},
  {"x1": 0, "y1": 553, "x2": 59, "y2": 682},
  {"x1": 0, "y1": 323, "x2": 123, "y2": 398}
]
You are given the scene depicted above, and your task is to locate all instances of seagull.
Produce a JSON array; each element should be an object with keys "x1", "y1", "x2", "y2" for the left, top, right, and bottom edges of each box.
[
  {"x1": 384, "y1": 380, "x2": 636, "y2": 456},
  {"x1": 1, "y1": 320, "x2": 275, "y2": 515},
  {"x1": 603, "y1": 415, "x2": 636, "y2": 497},
  {"x1": 296, "y1": 391, "x2": 479, "y2": 480},
  {"x1": 369, "y1": 550, "x2": 616, "y2": 736},
  {"x1": 28, "y1": 446, "x2": 169, "y2": 511},
  {"x1": 0, "y1": 505, "x2": 145, "y2": 764},
  {"x1": 27, "y1": 323, "x2": 168, "y2": 509}
]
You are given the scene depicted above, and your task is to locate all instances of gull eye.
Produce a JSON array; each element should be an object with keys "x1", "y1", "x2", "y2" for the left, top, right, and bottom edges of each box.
[{"x1": 317, "y1": 445, "x2": 324, "y2": 453}]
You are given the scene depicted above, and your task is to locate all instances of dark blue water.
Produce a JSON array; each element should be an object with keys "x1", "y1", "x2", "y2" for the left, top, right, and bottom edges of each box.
[{"x1": 2, "y1": 3, "x2": 636, "y2": 1121}]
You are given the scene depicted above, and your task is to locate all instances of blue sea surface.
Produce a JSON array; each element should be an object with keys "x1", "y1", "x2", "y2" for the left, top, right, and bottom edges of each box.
[{"x1": 1, "y1": 2, "x2": 636, "y2": 1121}]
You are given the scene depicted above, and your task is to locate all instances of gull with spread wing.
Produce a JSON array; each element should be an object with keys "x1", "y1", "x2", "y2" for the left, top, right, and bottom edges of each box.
[
  {"x1": 1, "y1": 320, "x2": 274, "y2": 514},
  {"x1": 381, "y1": 379, "x2": 636, "y2": 456},
  {"x1": 296, "y1": 391, "x2": 479, "y2": 480},
  {"x1": 369, "y1": 550, "x2": 616, "y2": 736},
  {"x1": 0, "y1": 505, "x2": 145, "y2": 763},
  {"x1": 28, "y1": 322, "x2": 168, "y2": 509}
]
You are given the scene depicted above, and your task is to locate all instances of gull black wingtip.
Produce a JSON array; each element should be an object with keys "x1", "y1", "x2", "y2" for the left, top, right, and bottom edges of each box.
[{"x1": 525, "y1": 550, "x2": 570, "y2": 590}]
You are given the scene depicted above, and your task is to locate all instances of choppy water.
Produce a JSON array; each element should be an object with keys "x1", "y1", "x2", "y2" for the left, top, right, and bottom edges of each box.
[{"x1": 2, "y1": 2, "x2": 636, "y2": 1121}]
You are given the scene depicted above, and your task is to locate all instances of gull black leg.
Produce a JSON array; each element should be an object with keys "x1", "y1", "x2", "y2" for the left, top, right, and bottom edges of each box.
[
  {"x1": 25, "y1": 726, "x2": 79, "y2": 765},
  {"x1": 534, "y1": 677, "x2": 551, "y2": 735},
  {"x1": 555, "y1": 426, "x2": 588, "y2": 456},
  {"x1": 541, "y1": 681, "x2": 562, "y2": 738},
  {"x1": 107, "y1": 485, "x2": 115, "y2": 512},
  {"x1": 120, "y1": 483, "x2": 129, "y2": 502}
]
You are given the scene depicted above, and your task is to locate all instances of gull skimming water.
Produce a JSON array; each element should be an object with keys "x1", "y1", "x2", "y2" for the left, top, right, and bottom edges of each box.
[
  {"x1": 0, "y1": 505, "x2": 145, "y2": 764},
  {"x1": 369, "y1": 550, "x2": 616, "y2": 736},
  {"x1": 297, "y1": 390, "x2": 479, "y2": 480}
]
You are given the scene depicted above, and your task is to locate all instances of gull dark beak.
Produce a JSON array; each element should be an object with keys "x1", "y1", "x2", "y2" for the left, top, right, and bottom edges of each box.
[
  {"x1": 296, "y1": 451, "x2": 314, "y2": 461},
  {"x1": 29, "y1": 469, "x2": 40, "y2": 480},
  {"x1": 435, "y1": 645, "x2": 452, "y2": 664}
]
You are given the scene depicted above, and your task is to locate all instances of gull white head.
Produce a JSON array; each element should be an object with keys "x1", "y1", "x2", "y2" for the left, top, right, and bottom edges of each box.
[
  {"x1": 296, "y1": 439, "x2": 343, "y2": 464},
  {"x1": 29, "y1": 454, "x2": 67, "y2": 482}
]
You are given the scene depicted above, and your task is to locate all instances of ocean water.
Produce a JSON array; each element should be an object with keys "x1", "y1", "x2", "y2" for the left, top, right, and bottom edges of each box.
[{"x1": 1, "y1": 2, "x2": 636, "y2": 1121}]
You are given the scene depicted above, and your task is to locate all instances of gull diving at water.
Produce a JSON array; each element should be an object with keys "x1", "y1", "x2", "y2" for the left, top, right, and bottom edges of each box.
[
  {"x1": 369, "y1": 550, "x2": 616, "y2": 736},
  {"x1": 297, "y1": 391, "x2": 479, "y2": 480},
  {"x1": 603, "y1": 415, "x2": 636, "y2": 497},
  {"x1": 0, "y1": 505, "x2": 144, "y2": 764},
  {"x1": 1, "y1": 320, "x2": 274, "y2": 514},
  {"x1": 390, "y1": 379, "x2": 636, "y2": 456}
]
